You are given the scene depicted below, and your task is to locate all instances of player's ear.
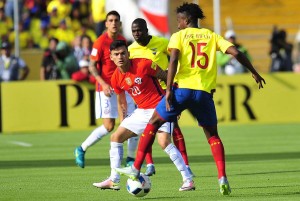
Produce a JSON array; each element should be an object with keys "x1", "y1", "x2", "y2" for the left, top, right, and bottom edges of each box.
[
  {"x1": 110, "y1": 52, "x2": 113, "y2": 61},
  {"x1": 186, "y1": 16, "x2": 191, "y2": 25},
  {"x1": 186, "y1": 18, "x2": 190, "y2": 25}
]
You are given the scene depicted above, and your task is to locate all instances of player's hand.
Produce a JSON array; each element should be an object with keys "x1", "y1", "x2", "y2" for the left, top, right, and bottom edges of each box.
[
  {"x1": 165, "y1": 90, "x2": 173, "y2": 111},
  {"x1": 252, "y1": 73, "x2": 266, "y2": 89},
  {"x1": 103, "y1": 83, "x2": 114, "y2": 97}
]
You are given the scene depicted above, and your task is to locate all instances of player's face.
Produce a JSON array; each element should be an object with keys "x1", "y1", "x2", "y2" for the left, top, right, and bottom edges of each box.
[
  {"x1": 110, "y1": 46, "x2": 129, "y2": 68},
  {"x1": 106, "y1": 15, "x2": 121, "y2": 34},
  {"x1": 131, "y1": 23, "x2": 148, "y2": 43},
  {"x1": 1, "y1": 48, "x2": 10, "y2": 56},
  {"x1": 176, "y1": 13, "x2": 188, "y2": 30}
]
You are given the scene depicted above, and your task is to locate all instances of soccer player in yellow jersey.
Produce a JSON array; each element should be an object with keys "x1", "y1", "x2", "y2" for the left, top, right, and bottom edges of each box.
[
  {"x1": 115, "y1": 3, "x2": 266, "y2": 194},
  {"x1": 128, "y1": 18, "x2": 194, "y2": 178}
]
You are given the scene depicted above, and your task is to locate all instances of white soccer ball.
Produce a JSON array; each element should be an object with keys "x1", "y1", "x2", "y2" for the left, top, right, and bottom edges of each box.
[{"x1": 126, "y1": 174, "x2": 151, "y2": 197}]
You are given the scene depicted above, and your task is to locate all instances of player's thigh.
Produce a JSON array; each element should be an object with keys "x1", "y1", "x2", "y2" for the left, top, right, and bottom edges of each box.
[
  {"x1": 120, "y1": 108, "x2": 154, "y2": 135},
  {"x1": 189, "y1": 90, "x2": 217, "y2": 127},
  {"x1": 111, "y1": 126, "x2": 137, "y2": 143},
  {"x1": 95, "y1": 91, "x2": 118, "y2": 119},
  {"x1": 155, "y1": 88, "x2": 191, "y2": 122},
  {"x1": 155, "y1": 96, "x2": 182, "y2": 123}
]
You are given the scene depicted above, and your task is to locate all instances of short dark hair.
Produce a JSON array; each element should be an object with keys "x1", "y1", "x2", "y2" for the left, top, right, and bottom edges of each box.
[
  {"x1": 132, "y1": 18, "x2": 147, "y2": 28},
  {"x1": 106, "y1": 10, "x2": 121, "y2": 21},
  {"x1": 176, "y1": 3, "x2": 205, "y2": 22},
  {"x1": 110, "y1": 40, "x2": 127, "y2": 51}
]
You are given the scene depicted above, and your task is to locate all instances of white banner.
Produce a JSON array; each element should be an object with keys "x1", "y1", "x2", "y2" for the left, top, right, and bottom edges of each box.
[
  {"x1": 106, "y1": 0, "x2": 169, "y2": 39},
  {"x1": 138, "y1": 0, "x2": 169, "y2": 34}
]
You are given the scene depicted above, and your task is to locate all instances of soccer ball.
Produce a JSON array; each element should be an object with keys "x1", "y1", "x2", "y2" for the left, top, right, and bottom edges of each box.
[{"x1": 126, "y1": 174, "x2": 151, "y2": 197}]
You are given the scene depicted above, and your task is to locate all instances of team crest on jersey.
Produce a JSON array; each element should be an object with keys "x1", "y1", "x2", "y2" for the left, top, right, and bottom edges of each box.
[
  {"x1": 125, "y1": 77, "x2": 132, "y2": 86},
  {"x1": 150, "y1": 48, "x2": 157, "y2": 55},
  {"x1": 134, "y1": 77, "x2": 142, "y2": 84},
  {"x1": 151, "y1": 62, "x2": 157, "y2": 70}
]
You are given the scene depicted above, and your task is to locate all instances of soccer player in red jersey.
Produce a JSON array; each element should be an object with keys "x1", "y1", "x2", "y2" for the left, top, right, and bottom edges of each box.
[
  {"x1": 92, "y1": 40, "x2": 194, "y2": 191},
  {"x1": 74, "y1": 11, "x2": 137, "y2": 168},
  {"x1": 115, "y1": 3, "x2": 266, "y2": 195}
]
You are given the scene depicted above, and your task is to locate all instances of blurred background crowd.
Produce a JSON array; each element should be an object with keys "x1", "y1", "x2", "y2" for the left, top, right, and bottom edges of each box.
[
  {"x1": 0, "y1": 0, "x2": 300, "y2": 83},
  {"x1": 0, "y1": 0, "x2": 102, "y2": 49}
]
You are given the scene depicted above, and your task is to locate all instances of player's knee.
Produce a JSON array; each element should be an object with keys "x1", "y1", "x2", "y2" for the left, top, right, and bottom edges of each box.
[
  {"x1": 157, "y1": 132, "x2": 171, "y2": 149},
  {"x1": 104, "y1": 124, "x2": 115, "y2": 132},
  {"x1": 110, "y1": 132, "x2": 122, "y2": 142}
]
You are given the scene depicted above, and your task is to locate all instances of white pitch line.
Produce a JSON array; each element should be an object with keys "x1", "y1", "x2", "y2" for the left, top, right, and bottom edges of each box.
[{"x1": 10, "y1": 141, "x2": 32, "y2": 147}]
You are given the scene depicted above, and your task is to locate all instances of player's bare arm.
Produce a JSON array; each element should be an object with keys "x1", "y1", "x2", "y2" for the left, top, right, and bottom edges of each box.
[
  {"x1": 165, "y1": 48, "x2": 180, "y2": 111},
  {"x1": 116, "y1": 91, "x2": 127, "y2": 122},
  {"x1": 226, "y1": 46, "x2": 266, "y2": 89},
  {"x1": 154, "y1": 66, "x2": 167, "y2": 83},
  {"x1": 89, "y1": 59, "x2": 114, "y2": 97}
]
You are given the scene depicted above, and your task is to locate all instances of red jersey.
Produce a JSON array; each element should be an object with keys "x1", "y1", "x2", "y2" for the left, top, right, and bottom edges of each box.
[
  {"x1": 90, "y1": 32, "x2": 126, "y2": 91},
  {"x1": 111, "y1": 58, "x2": 165, "y2": 109}
]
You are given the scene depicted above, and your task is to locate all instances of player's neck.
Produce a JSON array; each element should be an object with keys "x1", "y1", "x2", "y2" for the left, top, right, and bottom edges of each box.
[
  {"x1": 119, "y1": 61, "x2": 130, "y2": 74},
  {"x1": 107, "y1": 31, "x2": 119, "y2": 40},
  {"x1": 188, "y1": 24, "x2": 198, "y2": 29},
  {"x1": 138, "y1": 35, "x2": 152, "y2": 46}
]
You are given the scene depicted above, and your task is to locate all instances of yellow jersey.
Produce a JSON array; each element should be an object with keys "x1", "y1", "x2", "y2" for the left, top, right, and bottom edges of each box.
[
  {"x1": 129, "y1": 36, "x2": 169, "y2": 89},
  {"x1": 168, "y1": 28, "x2": 233, "y2": 92}
]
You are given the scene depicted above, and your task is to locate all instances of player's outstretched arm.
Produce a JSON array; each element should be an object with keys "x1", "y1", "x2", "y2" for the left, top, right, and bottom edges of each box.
[{"x1": 226, "y1": 46, "x2": 266, "y2": 89}]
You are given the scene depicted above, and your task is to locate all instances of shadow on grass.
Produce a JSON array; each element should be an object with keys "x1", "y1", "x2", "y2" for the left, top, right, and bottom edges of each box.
[{"x1": 0, "y1": 151, "x2": 299, "y2": 169}]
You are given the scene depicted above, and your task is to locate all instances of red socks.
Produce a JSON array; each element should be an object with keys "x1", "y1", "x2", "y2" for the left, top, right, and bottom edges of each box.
[
  {"x1": 145, "y1": 146, "x2": 154, "y2": 165},
  {"x1": 172, "y1": 127, "x2": 189, "y2": 165},
  {"x1": 133, "y1": 123, "x2": 157, "y2": 170},
  {"x1": 208, "y1": 136, "x2": 226, "y2": 179}
]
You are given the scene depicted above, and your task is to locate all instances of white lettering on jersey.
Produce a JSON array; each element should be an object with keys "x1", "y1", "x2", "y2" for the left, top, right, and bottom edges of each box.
[{"x1": 128, "y1": 86, "x2": 141, "y2": 96}]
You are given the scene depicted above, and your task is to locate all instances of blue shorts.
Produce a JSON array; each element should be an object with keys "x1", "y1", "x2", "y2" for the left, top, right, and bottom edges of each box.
[{"x1": 155, "y1": 87, "x2": 217, "y2": 126}]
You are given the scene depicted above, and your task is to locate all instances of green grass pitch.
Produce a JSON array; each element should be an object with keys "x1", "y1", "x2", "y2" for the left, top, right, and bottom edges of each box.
[{"x1": 0, "y1": 123, "x2": 300, "y2": 201}]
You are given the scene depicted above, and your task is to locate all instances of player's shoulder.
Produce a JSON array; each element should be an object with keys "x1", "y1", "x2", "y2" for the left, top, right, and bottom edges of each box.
[
  {"x1": 117, "y1": 34, "x2": 126, "y2": 41},
  {"x1": 95, "y1": 33, "x2": 106, "y2": 42},
  {"x1": 131, "y1": 58, "x2": 152, "y2": 67},
  {"x1": 111, "y1": 68, "x2": 121, "y2": 81},
  {"x1": 128, "y1": 41, "x2": 139, "y2": 50},
  {"x1": 92, "y1": 33, "x2": 106, "y2": 48},
  {"x1": 151, "y1": 35, "x2": 169, "y2": 43}
]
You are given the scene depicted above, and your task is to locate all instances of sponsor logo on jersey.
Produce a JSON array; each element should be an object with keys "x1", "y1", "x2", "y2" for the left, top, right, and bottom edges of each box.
[{"x1": 151, "y1": 62, "x2": 157, "y2": 70}]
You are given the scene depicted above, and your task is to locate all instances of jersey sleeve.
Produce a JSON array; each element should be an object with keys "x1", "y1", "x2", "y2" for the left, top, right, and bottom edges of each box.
[
  {"x1": 216, "y1": 34, "x2": 234, "y2": 53},
  {"x1": 90, "y1": 38, "x2": 102, "y2": 61},
  {"x1": 111, "y1": 71, "x2": 123, "y2": 94},
  {"x1": 168, "y1": 32, "x2": 181, "y2": 53},
  {"x1": 162, "y1": 38, "x2": 170, "y2": 56}
]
